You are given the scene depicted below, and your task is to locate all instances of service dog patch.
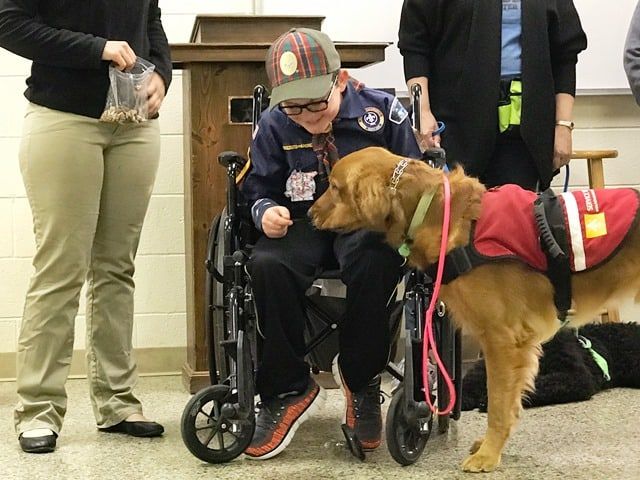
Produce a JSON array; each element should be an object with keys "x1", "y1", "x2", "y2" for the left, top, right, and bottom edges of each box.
[
  {"x1": 358, "y1": 107, "x2": 384, "y2": 132},
  {"x1": 560, "y1": 189, "x2": 638, "y2": 271}
]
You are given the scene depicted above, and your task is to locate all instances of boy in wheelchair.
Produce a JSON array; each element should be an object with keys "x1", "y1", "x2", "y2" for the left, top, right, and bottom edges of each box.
[{"x1": 241, "y1": 28, "x2": 421, "y2": 459}]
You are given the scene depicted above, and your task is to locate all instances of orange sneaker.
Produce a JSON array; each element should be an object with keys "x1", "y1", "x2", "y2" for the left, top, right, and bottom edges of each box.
[
  {"x1": 332, "y1": 357, "x2": 383, "y2": 451},
  {"x1": 245, "y1": 378, "x2": 326, "y2": 460}
]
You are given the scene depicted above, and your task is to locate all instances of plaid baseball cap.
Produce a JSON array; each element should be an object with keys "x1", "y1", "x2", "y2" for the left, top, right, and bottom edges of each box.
[{"x1": 266, "y1": 28, "x2": 341, "y2": 109}]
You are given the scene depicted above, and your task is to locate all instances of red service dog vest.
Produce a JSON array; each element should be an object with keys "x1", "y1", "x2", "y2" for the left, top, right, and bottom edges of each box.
[{"x1": 473, "y1": 185, "x2": 640, "y2": 272}]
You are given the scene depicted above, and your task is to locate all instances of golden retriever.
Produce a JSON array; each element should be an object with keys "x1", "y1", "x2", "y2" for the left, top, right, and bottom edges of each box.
[{"x1": 309, "y1": 146, "x2": 640, "y2": 472}]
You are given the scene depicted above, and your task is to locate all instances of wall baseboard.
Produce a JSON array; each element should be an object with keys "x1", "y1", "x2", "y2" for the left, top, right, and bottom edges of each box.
[{"x1": 0, "y1": 347, "x2": 186, "y2": 382}]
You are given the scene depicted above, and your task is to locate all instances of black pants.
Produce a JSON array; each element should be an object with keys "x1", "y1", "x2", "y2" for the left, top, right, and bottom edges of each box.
[
  {"x1": 480, "y1": 129, "x2": 540, "y2": 191},
  {"x1": 248, "y1": 218, "x2": 403, "y2": 400}
]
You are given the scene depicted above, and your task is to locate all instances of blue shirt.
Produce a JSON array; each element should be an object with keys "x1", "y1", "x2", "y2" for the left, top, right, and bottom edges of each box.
[
  {"x1": 242, "y1": 81, "x2": 421, "y2": 230},
  {"x1": 501, "y1": 0, "x2": 522, "y2": 78}
]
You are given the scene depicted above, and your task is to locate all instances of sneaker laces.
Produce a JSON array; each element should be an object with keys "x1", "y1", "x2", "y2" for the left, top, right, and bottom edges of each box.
[
  {"x1": 352, "y1": 381, "x2": 383, "y2": 420},
  {"x1": 277, "y1": 390, "x2": 301, "y2": 400},
  {"x1": 254, "y1": 400, "x2": 278, "y2": 427},
  {"x1": 254, "y1": 390, "x2": 300, "y2": 425}
]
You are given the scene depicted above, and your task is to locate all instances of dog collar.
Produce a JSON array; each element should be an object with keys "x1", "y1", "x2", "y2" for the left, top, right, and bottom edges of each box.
[
  {"x1": 390, "y1": 158, "x2": 410, "y2": 194},
  {"x1": 398, "y1": 188, "x2": 437, "y2": 258},
  {"x1": 577, "y1": 334, "x2": 611, "y2": 381},
  {"x1": 389, "y1": 158, "x2": 438, "y2": 257}
]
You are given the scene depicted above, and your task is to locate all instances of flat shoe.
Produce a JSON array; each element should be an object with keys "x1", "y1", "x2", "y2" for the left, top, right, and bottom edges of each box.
[
  {"x1": 19, "y1": 433, "x2": 57, "y2": 453},
  {"x1": 100, "y1": 420, "x2": 164, "y2": 438}
]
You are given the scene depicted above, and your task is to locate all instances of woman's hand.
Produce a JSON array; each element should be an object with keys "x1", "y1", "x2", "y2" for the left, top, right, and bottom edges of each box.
[
  {"x1": 262, "y1": 206, "x2": 293, "y2": 238},
  {"x1": 553, "y1": 125, "x2": 572, "y2": 169},
  {"x1": 101, "y1": 41, "x2": 136, "y2": 70},
  {"x1": 416, "y1": 109, "x2": 441, "y2": 150},
  {"x1": 147, "y1": 72, "x2": 166, "y2": 117}
]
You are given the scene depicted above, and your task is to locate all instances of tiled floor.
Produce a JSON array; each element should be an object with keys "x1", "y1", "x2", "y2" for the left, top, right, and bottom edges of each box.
[{"x1": 0, "y1": 376, "x2": 638, "y2": 480}]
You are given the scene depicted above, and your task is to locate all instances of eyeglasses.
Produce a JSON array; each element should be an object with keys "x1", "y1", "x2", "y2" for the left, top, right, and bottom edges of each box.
[{"x1": 279, "y1": 76, "x2": 338, "y2": 116}]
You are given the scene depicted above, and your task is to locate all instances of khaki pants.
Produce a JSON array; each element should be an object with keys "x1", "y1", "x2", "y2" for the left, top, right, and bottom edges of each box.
[{"x1": 14, "y1": 104, "x2": 160, "y2": 434}]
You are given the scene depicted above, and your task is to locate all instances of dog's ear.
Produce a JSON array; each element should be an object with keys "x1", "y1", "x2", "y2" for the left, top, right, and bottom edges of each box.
[
  {"x1": 386, "y1": 193, "x2": 406, "y2": 230},
  {"x1": 384, "y1": 192, "x2": 407, "y2": 242},
  {"x1": 351, "y1": 172, "x2": 403, "y2": 231}
]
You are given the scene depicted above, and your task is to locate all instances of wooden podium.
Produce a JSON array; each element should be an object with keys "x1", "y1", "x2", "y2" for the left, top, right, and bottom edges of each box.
[{"x1": 171, "y1": 16, "x2": 390, "y2": 392}]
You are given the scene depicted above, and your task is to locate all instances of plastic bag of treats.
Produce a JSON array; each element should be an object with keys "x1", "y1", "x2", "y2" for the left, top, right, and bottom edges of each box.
[{"x1": 100, "y1": 57, "x2": 155, "y2": 124}]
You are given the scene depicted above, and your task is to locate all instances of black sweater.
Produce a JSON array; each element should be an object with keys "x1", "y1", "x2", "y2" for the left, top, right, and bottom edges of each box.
[
  {"x1": 398, "y1": 0, "x2": 587, "y2": 189},
  {"x1": 0, "y1": 0, "x2": 172, "y2": 119}
]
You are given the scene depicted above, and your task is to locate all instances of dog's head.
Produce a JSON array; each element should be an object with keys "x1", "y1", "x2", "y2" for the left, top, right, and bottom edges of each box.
[
  {"x1": 310, "y1": 146, "x2": 485, "y2": 267},
  {"x1": 310, "y1": 147, "x2": 417, "y2": 235}
]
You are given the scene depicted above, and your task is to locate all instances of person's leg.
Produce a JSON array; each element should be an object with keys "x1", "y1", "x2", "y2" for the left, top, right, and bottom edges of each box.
[
  {"x1": 335, "y1": 230, "x2": 403, "y2": 391},
  {"x1": 481, "y1": 130, "x2": 540, "y2": 191},
  {"x1": 14, "y1": 104, "x2": 106, "y2": 442},
  {"x1": 85, "y1": 120, "x2": 160, "y2": 430},
  {"x1": 249, "y1": 218, "x2": 333, "y2": 398},
  {"x1": 245, "y1": 218, "x2": 332, "y2": 459},
  {"x1": 333, "y1": 229, "x2": 403, "y2": 451}
]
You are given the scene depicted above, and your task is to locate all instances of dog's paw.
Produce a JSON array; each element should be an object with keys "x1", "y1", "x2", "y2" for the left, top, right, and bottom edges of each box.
[
  {"x1": 469, "y1": 437, "x2": 484, "y2": 454},
  {"x1": 461, "y1": 450, "x2": 501, "y2": 473}
]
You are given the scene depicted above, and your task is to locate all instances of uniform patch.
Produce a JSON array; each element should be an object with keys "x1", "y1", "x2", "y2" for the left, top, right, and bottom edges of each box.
[
  {"x1": 282, "y1": 143, "x2": 313, "y2": 151},
  {"x1": 285, "y1": 170, "x2": 317, "y2": 202},
  {"x1": 279, "y1": 51, "x2": 298, "y2": 76},
  {"x1": 358, "y1": 107, "x2": 384, "y2": 132},
  {"x1": 389, "y1": 97, "x2": 409, "y2": 125}
]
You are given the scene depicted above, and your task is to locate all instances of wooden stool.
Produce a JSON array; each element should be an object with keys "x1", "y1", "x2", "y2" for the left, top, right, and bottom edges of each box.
[
  {"x1": 570, "y1": 149, "x2": 618, "y2": 189},
  {"x1": 569, "y1": 149, "x2": 620, "y2": 322}
]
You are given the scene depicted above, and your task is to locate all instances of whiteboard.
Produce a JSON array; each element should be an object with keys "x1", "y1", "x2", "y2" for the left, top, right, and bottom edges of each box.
[
  {"x1": 574, "y1": 0, "x2": 636, "y2": 93},
  {"x1": 259, "y1": 0, "x2": 638, "y2": 94}
]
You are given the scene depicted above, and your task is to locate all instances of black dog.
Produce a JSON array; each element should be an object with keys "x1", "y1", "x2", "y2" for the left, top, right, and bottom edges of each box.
[{"x1": 462, "y1": 322, "x2": 640, "y2": 411}]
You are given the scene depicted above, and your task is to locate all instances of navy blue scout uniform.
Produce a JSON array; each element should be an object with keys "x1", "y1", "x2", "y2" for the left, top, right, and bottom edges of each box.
[
  {"x1": 242, "y1": 81, "x2": 421, "y2": 401},
  {"x1": 243, "y1": 81, "x2": 421, "y2": 228}
]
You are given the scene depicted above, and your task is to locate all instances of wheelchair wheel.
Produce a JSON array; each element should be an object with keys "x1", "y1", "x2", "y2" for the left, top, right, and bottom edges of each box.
[
  {"x1": 385, "y1": 388, "x2": 432, "y2": 466},
  {"x1": 209, "y1": 212, "x2": 231, "y2": 384},
  {"x1": 181, "y1": 384, "x2": 255, "y2": 463}
]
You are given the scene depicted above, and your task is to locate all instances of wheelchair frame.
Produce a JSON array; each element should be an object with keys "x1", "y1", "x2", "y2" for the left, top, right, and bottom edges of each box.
[{"x1": 180, "y1": 85, "x2": 462, "y2": 465}]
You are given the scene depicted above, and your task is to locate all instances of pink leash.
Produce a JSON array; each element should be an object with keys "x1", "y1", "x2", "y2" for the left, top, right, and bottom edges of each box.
[{"x1": 421, "y1": 174, "x2": 456, "y2": 415}]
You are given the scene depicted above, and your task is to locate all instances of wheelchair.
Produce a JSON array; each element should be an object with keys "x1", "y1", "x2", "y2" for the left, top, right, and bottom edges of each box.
[{"x1": 180, "y1": 85, "x2": 462, "y2": 466}]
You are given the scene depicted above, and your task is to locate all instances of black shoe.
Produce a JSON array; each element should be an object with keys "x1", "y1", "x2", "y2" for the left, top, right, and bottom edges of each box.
[
  {"x1": 19, "y1": 432, "x2": 57, "y2": 453},
  {"x1": 333, "y1": 358, "x2": 383, "y2": 451},
  {"x1": 100, "y1": 420, "x2": 164, "y2": 437},
  {"x1": 245, "y1": 378, "x2": 326, "y2": 460}
]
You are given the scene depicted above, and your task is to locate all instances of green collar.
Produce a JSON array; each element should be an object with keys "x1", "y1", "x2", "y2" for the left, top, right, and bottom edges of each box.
[{"x1": 397, "y1": 189, "x2": 437, "y2": 258}]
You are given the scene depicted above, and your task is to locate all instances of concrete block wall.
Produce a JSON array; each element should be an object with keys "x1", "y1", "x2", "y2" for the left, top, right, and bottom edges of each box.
[{"x1": 0, "y1": 1, "x2": 260, "y2": 378}]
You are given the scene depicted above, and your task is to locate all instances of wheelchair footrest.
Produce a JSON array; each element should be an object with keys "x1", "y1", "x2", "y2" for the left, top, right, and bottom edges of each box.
[{"x1": 340, "y1": 424, "x2": 365, "y2": 461}]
